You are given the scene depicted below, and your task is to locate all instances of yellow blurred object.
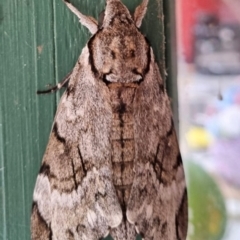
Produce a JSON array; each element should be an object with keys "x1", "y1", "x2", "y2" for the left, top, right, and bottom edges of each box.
[{"x1": 186, "y1": 126, "x2": 213, "y2": 149}]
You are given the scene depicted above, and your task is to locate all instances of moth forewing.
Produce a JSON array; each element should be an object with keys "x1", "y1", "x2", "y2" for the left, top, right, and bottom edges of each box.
[{"x1": 31, "y1": 0, "x2": 188, "y2": 239}]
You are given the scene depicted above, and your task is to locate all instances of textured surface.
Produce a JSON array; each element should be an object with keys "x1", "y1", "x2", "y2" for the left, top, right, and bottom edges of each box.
[
  {"x1": 31, "y1": 0, "x2": 187, "y2": 239},
  {"x1": 0, "y1": 0, "x2": 166, "y2": 239}
]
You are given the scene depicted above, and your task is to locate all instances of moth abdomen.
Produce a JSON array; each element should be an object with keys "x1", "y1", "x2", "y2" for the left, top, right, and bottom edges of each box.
[{"x1": 109, "y1": 84, "x2": 137, "y2": 209}]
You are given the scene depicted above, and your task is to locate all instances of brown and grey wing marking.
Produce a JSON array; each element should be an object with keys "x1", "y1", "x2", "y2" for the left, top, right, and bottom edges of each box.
[
  {"x1": 127, "y1": 50, "x2": 188, "y2": 240},
  {"x1": 31, "y1": 51, "x2": 122, "y2": 240}
]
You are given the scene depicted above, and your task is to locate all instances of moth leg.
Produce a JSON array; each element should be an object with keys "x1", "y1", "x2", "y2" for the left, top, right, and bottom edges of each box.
[
  {"x1": 134, "y1": 0, "x2": 149, "y2": 28},
  {"x1": 37, "y1": 71, "x2": 72, "y2": 94},
  {"x1": 63, "y1": 0, "x2": 98, "y2": 34}
]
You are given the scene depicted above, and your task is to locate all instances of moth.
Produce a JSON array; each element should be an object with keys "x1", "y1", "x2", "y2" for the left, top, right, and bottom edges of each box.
[{"x1": 31, "y1": 0, "x2": 188, "y2": 239}]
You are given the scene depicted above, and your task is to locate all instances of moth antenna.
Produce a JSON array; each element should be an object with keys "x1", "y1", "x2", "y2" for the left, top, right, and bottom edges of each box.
[
  {"x1": 37, "y1": 71, "x2": 72, "y2": 94},
  {"x1": 134, "y1": 0, "x2": 149, "y2": 28},
  {"x1": 63, "y1": 0, "x2": 98, "y2": 34}
]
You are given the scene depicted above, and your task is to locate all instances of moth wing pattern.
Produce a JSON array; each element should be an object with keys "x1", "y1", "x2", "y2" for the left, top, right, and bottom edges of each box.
[
  {"x1": 126, "y1": 53, "x2": 188, "y2": 240},
  {"x1": 31, "y1": 0, "x2": 188, "y2": 239},
  {"x1": 31, "y1": 47, "x2": 123, "y2": 239}
]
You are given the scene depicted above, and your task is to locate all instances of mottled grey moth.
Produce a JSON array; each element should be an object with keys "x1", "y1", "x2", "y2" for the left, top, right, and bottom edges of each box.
[{"x1": 31, "y1": 0, "x2": 188, "y2": 239}]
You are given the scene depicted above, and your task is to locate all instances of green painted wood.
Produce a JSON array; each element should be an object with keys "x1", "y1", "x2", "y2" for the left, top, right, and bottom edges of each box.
[
  {"x1": 0, "y1": 1, "x2": 56, "y2": 240},
  {"x1": 0, "y1": 0, "x2": 166, "y2": 239},
  {"x1": 163, "y1": 0, "x2": 179, "y2": 135}
]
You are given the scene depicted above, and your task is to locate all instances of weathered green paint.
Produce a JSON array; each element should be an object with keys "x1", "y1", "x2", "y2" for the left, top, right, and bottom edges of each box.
[
  {"x1": 163, "y1": 0, "x2": 179, "y2": 135},
  {"x1": 0, "y1": 0, "x2": 171, "y2": 239}
]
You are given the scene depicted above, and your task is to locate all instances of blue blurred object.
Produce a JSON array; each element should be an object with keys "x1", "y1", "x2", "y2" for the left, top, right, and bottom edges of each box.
[
  {"x1": 216, "y1": 86, "x2": 240, "y2": 110},
  {"x1": 205, "y1": 85, "x2": 240, "y2": 139}
]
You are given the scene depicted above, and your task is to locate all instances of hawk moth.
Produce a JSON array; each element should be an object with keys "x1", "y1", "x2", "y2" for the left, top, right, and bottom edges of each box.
[{"x1": 31, "y1": 0, "x2": 188, "y2": 239}]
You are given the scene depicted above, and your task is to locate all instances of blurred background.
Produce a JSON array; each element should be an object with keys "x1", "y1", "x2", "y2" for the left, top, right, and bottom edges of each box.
[{"x1": 176, "y1": 0, "x2": 240, "y2": 239}]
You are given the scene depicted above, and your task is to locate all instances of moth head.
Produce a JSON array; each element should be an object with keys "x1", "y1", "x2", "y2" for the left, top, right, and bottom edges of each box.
[
  {"x1": 88, "y1": 0, "x2": 150, "y2": 84},
  {"x1": 102, "y1": 0, "x2": 148, "y2": 29}
]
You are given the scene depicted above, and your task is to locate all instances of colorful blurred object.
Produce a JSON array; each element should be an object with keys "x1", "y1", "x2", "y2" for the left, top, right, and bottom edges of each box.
[
  {"x1": 186, "y1": 126, "x2": 213, "y2": 149},
  {"x1": 186, "y1": 161, "x2": 227, "y2": 240},
  {"x1": 205, "y1": 86, "x2": 240, "y2": 139},
  {"x1": 178, "y1": 0, "x2": 240, "y2": 73},
  {"x1": 218, "y1": 105, "x2": 240, "y2": 138},
  {"x1": 210, "y1": 137, "x2": 240, "y2": 188},
  {"x1": 178, "y1": 0, "x2": 219, "y2": 62}
]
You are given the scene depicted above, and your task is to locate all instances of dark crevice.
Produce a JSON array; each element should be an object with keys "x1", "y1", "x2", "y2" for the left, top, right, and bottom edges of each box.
[
  {"x1": 67, "y1": 229, "x2": 74, "y2": 238},
  {"x1": 78, "y1": 146, "x2": 87, "y2": 177},
  {"x1": 152, "y1": 141, "x2": 166, "y2": 185},
  {"x1": 121, "y1": 189, "x2": 127, "y2": 222},
  {"x1": 158, "y1": 83, "x2": 164, "y2": 93},
  {"x1": 32, "y1": 202, "x2": 53, "y2": 239},
  {"x1": 66, "y1": 85, "x2": 75, "y2": 97},
  {"x1": 52, "y1": 184, "x2": 78, "y2": 194},
  {"x1": 71, "y1": 159, "x2": 78, "y2": 190},
  {"x1": 88, "y1": 32, "x2": 102, "y2": 77},
  {"x1": 173, "y1": 153, "x2": 182, "y2": 170},
  {"x1": 95, "y1": 191, "x2": 107, "y2": 201},
  {"x1": 39, "y1": 163, "x2": 50, "y2": 176},
  {"x1": 153, "y1": 143, "x2": 160, "y2": 165},
  {"x1": 175, "y1": 188, "x2": 188, "y2": 240},
  {"x1": 166, "y1": 119, "x2": 174, "y2": 137},
  {"x1": 161, "y1": 221, "x2": 168, "y2": 235},
  {"x1": 143, "y1": 37, "x2": 152, "y2": 76},
  {"x1": 53, "y1": 123, "x2": 66, "y2": 143}
]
